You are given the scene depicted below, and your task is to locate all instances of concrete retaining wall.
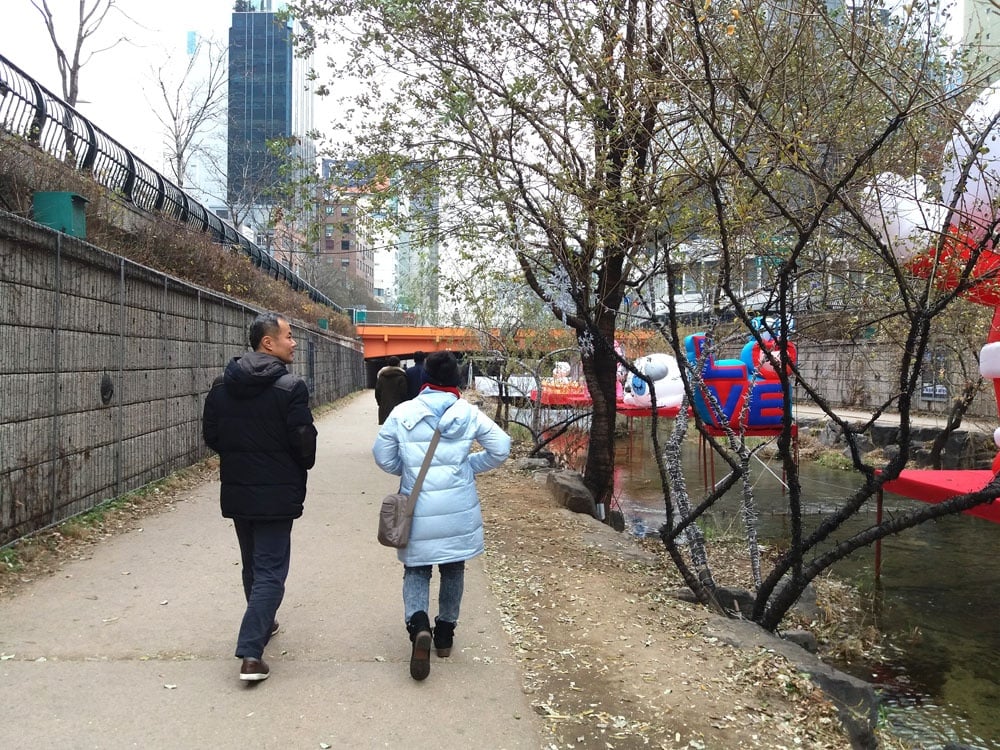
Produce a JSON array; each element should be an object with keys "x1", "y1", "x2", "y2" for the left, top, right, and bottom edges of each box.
[{"x1": 0, "y1": 214, "x2": 364, "y2": 545}]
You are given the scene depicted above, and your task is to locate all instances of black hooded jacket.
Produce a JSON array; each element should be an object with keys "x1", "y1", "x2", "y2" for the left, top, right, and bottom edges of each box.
[
  {"x1": 203, "y1": 351, "x2": 317, "y2": 520},
  {"x1": 375, "y1": 365, "x2": 408, "y2": 424}
]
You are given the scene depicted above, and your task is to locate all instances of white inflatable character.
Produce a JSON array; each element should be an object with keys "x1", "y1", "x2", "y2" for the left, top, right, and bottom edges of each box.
[
  {"x1": 623, "y1": 353, "x2": 684, "y2": 409},
  {"x1": 978, "y1": 342, "x2": 1000, "y2": 473},
  {"x1": 551, "y1": 361, "x2": 572, "y2": 382},
  {"x1": 941, "y1": 83, "x2": 1000, "y2": 246},
  {"x1": 860, "y1": 171, "x2": 945, "y2": 263}
]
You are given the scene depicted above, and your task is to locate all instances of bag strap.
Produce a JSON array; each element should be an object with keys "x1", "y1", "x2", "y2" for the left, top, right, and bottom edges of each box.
[{"x1": 405, "y1": 428, "x2": 442, "y2": 517}]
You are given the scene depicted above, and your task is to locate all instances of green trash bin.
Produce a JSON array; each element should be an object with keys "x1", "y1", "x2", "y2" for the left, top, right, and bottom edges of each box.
[{"x1": 32, "y1": 192, "x2": 89, "y2": 238}]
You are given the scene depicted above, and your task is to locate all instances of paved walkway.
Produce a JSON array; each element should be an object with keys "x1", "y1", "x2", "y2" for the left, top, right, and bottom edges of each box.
[
  {"x1": 0, "y1": 393, "x2": 546, "y2": 749},
  {"x1": 794, "y1": 401, "x2": 996, "y2": 433}
]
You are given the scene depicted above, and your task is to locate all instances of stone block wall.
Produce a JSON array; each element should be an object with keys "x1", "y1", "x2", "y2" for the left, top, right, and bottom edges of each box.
[
  {"x1": 1, "y1": 214, "x2": 364, "y2": 545},
  {"x1": 793, "y1": 341, "x2": 997, "y2": 420}
]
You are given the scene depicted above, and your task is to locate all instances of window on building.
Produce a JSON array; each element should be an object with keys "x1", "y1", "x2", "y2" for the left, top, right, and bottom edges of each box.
[
  {"x1": 682, "y1": 271, "x2": 697, "y2": 295},
  {"x1": 324, "y1": 205, "x2": 334, "y2": 215},
  {"x1": 849, "y1": 269, "x2": 868, "y2": 300},
  {"x1": 341, "y1": 239, "x2": 350, "y2": 252},
  {"x1": 799, "y1": 268, "x2": 825, "y2": 310},
  {"x1": 760, "y1": 255, "x2": 780, "y2": 289},
  {"x1": 340, "y1": 205, "x2": 351, "y2": 216},
  {"x1": 342, "y1": 222, "x2": 351, "y2": 234},
  {"x1": 341, "y1": 258, "x2": 350, "y2": 268},
  {"x1": 701, "y1": 261, "x2": 719, "y2": 293},
  {"x1": 827, "y1": 261, "x2": 849, "y2": 308},
  {"x1": 324, "y1": 225, "x2": 334, "y2": 238}
]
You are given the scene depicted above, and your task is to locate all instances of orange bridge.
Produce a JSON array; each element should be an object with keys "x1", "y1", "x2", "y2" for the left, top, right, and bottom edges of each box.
[
  {"x1": 356, "y1": 326, "x2": 483, "y2": 359},
  {"x1": 355, "y1": 325, "x2": 660, "y2": 360}
]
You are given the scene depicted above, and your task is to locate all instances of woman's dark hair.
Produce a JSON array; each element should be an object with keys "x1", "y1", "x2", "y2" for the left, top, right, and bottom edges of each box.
[
  {"x1": 424, "y1": 351, "x2": 462, "y2": 387},
  {"x1": 248, "y1": 312, "x2": 287, "y2": 350}
]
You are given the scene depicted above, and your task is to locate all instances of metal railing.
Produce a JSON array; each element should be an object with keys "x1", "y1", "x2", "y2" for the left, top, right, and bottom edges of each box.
[
  {"x1": 348, "y1": 309, "x2": 421, "y2": 326},
  {"x1": 0, "y1": 53, "x2": 341, "y2": 313}
]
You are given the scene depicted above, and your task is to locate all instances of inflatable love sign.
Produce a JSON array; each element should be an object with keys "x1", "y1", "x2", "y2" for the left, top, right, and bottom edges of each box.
[
  {"x1": 684, "y1": 318, "x2": 796, "y2": 429},
  {"x1": 684, "y1": 333, "x2": 750, "y2": 428}
]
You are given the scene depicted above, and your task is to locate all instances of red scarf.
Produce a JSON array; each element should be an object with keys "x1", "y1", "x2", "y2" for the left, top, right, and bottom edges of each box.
[{"x1": 421, "y1": 383, "x2": 461, "y2": 398}]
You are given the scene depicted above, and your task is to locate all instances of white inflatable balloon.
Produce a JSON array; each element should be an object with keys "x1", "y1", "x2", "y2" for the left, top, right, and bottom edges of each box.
[
  {"x1": 861, "y1": 172, "x2": 945, "y2": 262},
  {"x1": 623, "y1": 353, "x2": 684, "y2": 409},
  {"x1": 941, "y1": 82, "x2": 1000, "y2": 244}
]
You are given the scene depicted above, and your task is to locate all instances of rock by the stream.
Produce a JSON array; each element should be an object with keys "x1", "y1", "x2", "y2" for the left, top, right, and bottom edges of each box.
[
  {"x1": 782, "y1": 628, "x2": 819, "y2": 653},
  {"x1": 546, "y1": 469, "x2": 597, "y2": 516},
  {"x1": 707, "y1": 617, "x2": 878, "y2": 750}
]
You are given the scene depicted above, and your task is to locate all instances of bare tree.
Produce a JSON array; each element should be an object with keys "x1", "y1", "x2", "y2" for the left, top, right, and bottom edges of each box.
[
  {"x1": 30, "y1": 0, "x2": 130, "y2": 107},
  {"x1": 30, "y1": 0, "x2": 133, "y2": 163},
  {"x1": 641, "y1": 1, "x2": 1000, "y2": 630},
  {"x1": 149, "y1": 38, "x2": 227, "y2": 188},
  {"x1": 194, "y1": 130, "x2": 286, "y2": 234},
  {"x1": 290, "y1": 0, "x2": 692, "y2": 516}
]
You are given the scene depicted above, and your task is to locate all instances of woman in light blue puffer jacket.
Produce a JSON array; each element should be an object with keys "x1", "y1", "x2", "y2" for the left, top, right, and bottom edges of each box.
[{"x1": 372, "y1": 350, "x2": 511, "y2": 681}]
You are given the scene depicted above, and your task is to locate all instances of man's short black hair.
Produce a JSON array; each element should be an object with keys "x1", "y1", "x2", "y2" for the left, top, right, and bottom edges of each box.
[
  {"x1": 413, "y1": 351, "x2": 426, "y2": 364},
  {"x1": 387, "y1": 356, "x2": 401, "y2": 367},
  {"x1": 249, "y1": 312, "x2": 287, "y2": 351}
]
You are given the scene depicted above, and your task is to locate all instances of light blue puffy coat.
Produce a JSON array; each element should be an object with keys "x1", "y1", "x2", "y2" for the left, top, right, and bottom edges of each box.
[{"x1": 372, "y1": 389, "x2": 511, "y2": 566}]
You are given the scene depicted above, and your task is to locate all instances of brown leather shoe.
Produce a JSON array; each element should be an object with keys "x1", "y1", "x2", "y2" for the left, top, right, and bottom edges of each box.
[{"x1": 240, "y1": 657, "x2": 270, "y2": 681}]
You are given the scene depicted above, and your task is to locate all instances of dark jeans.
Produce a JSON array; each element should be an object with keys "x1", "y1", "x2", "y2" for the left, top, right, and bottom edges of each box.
[
  {"x1": 232, "y1": 517, "x2": 293, "y2": 659},
  {"x1": 402, "y1": 561, "x2": 465, "y2": 624}
]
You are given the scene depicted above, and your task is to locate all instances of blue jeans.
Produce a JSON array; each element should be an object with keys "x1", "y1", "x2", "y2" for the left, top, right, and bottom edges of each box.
[
  {"x1": 403, "y1": 561, "x2": 465, "y2": 625},
  {"x1": 233, "y1": 518, "x2": 293, "y2": 659}
]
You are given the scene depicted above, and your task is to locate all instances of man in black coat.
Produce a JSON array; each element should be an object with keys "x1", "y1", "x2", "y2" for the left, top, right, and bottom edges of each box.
[
  {"x1": 375, "y1": 355, "x2": 408, "y2": 424},
  {"x1": 405, "y1": 350, "x2": 428, "y2": 399},
  {"x1": 203, "y1": 312, "x2": 317, "y2": 682}
]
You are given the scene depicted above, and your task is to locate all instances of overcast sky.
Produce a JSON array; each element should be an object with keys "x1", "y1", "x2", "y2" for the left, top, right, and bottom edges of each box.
[
  {"x1": 0, "y1": 0, "x2": 971, "y2": 187},
  {"x1": 0, "y1": 1, "x2": 309, "y2": 178}
]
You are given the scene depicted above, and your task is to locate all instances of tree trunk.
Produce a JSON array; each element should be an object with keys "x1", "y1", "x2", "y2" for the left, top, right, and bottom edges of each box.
[{"x1": 579, "y1": 320, "x2": 620, "y2": 521}]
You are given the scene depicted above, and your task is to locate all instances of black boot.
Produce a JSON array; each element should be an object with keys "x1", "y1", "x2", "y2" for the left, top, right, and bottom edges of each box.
[
  {"x1": 406, "y1": 610, "x2": 432, "y2": 681},
  {"x1": 433, "y1": 619, "x2": 455, "y2": 657}
]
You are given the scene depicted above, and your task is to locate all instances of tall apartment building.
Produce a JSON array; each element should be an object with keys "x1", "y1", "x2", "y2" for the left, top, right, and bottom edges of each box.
[
  {"x1": 227, "y1": 1, "x2": 314, "y2": 250},
  {"x1": 315, "y1": 159, "x2": 376, "y2": 296},
  {"x1": 315, "y1": 159, "x2": 440, "y2": 318}
]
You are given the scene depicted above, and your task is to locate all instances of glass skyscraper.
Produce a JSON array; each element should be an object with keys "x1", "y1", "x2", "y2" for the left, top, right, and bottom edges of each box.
[
  {"x1": 227, "y1": 2, "x2": 312, "y2": 212},
  {"x1": 227, "y1": 6, "x2": 291, "y2": 204}
]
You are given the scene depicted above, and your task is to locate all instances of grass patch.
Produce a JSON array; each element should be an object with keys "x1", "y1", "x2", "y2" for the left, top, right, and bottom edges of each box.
[
  {"x1": 814, "y1": 449, "x2": 855, "y2": 471},
  {"x1": 0, "y1": 547, "x2": 21, "y2": 573},
  {"x1": 507, "y1": 423, "x2": 534, "y2": 444}
]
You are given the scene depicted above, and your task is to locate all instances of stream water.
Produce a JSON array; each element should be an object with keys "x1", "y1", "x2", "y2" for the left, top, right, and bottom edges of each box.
[{"x1": 553, "y1": 419, "x2": 1000, "y2": 749}]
